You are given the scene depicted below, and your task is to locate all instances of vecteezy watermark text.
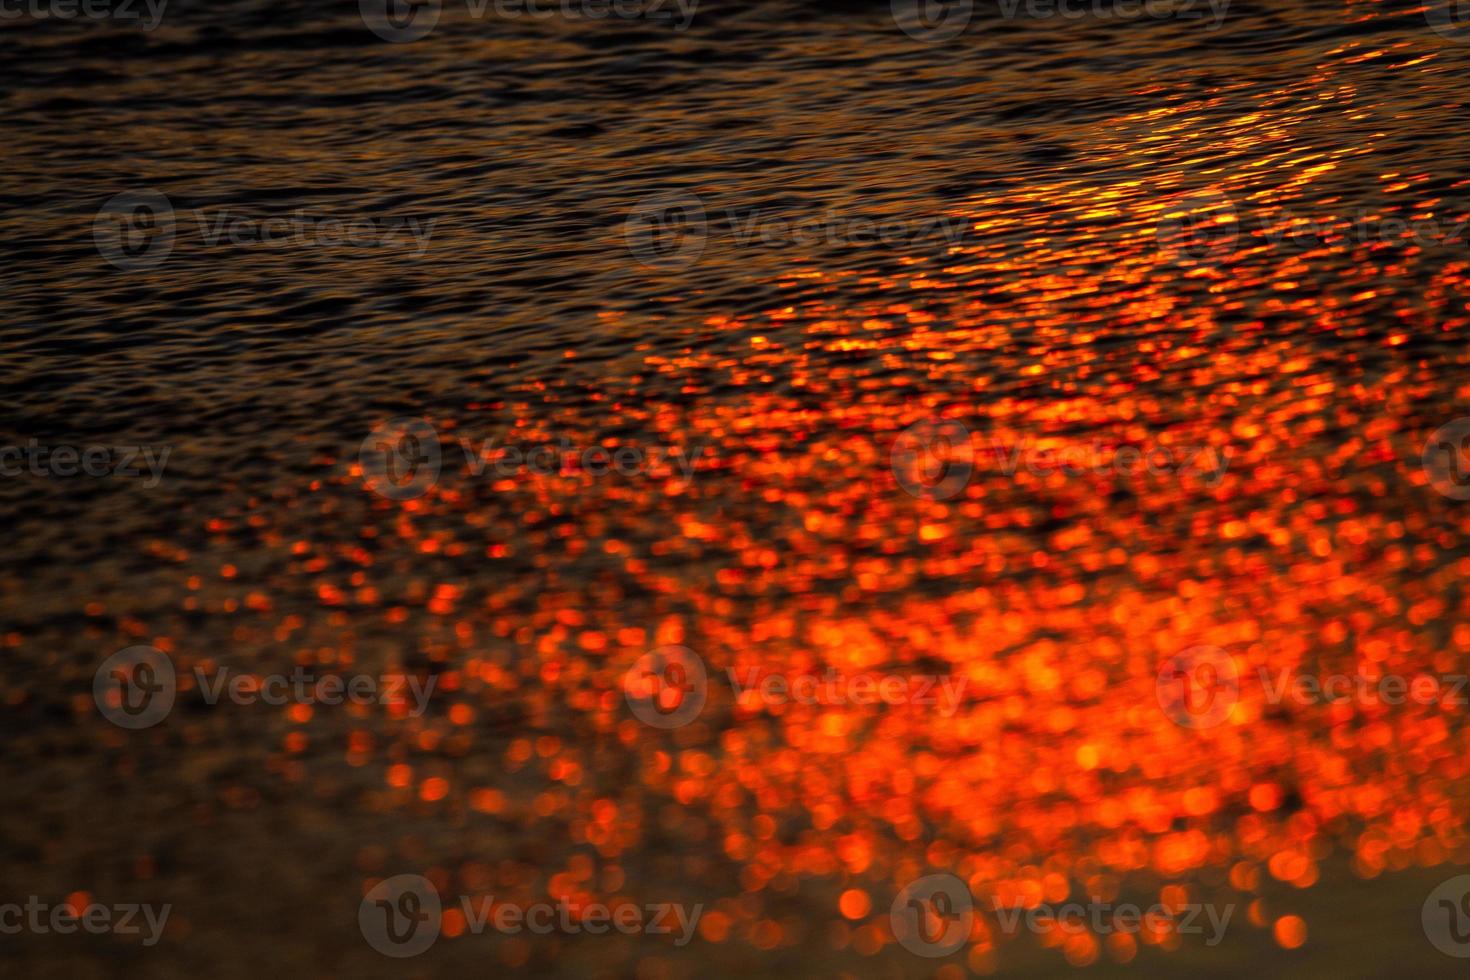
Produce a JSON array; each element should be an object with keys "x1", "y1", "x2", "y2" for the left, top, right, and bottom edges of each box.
[
  {"x1": 624, "y1": 191, "x2": 968, "y2": 269},
  {"x1": 93, "y1": 646, "x2": 436, "y2": 729},
  {"x1": 980, "y1": 437, "x2": 1232, "y2": 484},
  {"x1": 359, "y1": 416, "x2": 707, "y2": 500},
  {"x1": 359, "y1": 0, "x2": 697, "y2": 42},
  {"x1": 725, "y1": 667, "x2": 967, "y2": 717},
  {"x1": 359, "y1": 874, "x2": 702, "y2": 957},
  {"x1": 0, "y1": 441, "x2": 170, "y2": 487},
  {"x1": 1156, "y1": 187, "x2": 1470, "y2": 265},
  {"x1": 891, "y1": 0, "x2": 1229, "y2": 44},
  {"x1": 996, "y1": 0, "x2": 1229, "y2": 28},
  {"x1": 0, "y1": 0, "x2": 167, "y2": 29},
  {"x1": 989, "y1": 897, "x2": 1233, "y2": 946},
  {"x1": 193, "y1": 210, "x2": 436, "y2": 255},
  {"x1": 890, "y1": 873, "x2": 1233, "y2": 957},
  {"x1": 94, "y1": 190, "x2": 438, "y2": 271},
  {"x1": 623, "y1": 645, "x2": 969, "y2": 728},
  {"x1": 1258, "y1": 668, "x2": 1468, "y2": 708},
  {"x1": 1157, "y1": 645, "x2": 1470, "y2": 730},
  {"x1": 890, "y1": 418, "x2": 1233, "y2": 501},
  {"x1": 0, "y1": 896, "x2": 170, "y2": 946}
]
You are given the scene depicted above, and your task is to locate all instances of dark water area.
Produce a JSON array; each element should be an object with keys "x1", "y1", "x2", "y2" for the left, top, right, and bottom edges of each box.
[
  {"x1": 2, "y1": 0, "x2": 1465, "y2": 593},
  {"x1": 4, "y1": 0, "x2": 1470, "y2": 976}
]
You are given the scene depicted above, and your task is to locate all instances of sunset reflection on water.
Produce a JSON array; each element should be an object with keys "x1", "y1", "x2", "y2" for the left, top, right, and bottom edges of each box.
[{"x1": 7, "y1": 0, "x2": 1470, "y2": 976}]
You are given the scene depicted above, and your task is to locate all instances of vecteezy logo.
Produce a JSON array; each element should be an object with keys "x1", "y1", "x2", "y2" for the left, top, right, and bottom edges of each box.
[
  {"x1": 624, "y1": 191, "x2": 707, "y2": 270},
  {"x1": 890, "y1": 0, "x2": 972, "y2": 42},
  {"x1": 359, "y1": 417, "x2": 443, "y2": 500},
  {"x1": 360, "y1": 874, "x2": 442, "y2": 957},
  {"x1": 1424, "y1": 875, "x2": 1470, "y2": 957},
  {"x1": 1423, "y1": 418, "x2": 1470, "y2": 501},
  {"x1": 1425, "y1": 1, "x2": 1470, "y2": 41},
  {"x1": 361, "y1": 0, "x2": 442, "y2": 42},
  {"x1": 891, "y1": 873, "x2": 973, "y2": 957},
  {"x1": 1155, "y1": 187, "x2": 1237, "y2": 264},
  {"x1": 1156, "y1": 645, "x2": 1239, "y2": 730},
  {"x1": 93, "y1": 646, "x2": 177, "y2": 729},
  {"x1": 890, "y1": 418, "x2": 974, "y2": 501},
  {"x1": 94, "y1": 190, "x2": 176, "y2": 271},
  {"x1": 624, "y1": 645, "x2": 707, "y2": 728}
]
